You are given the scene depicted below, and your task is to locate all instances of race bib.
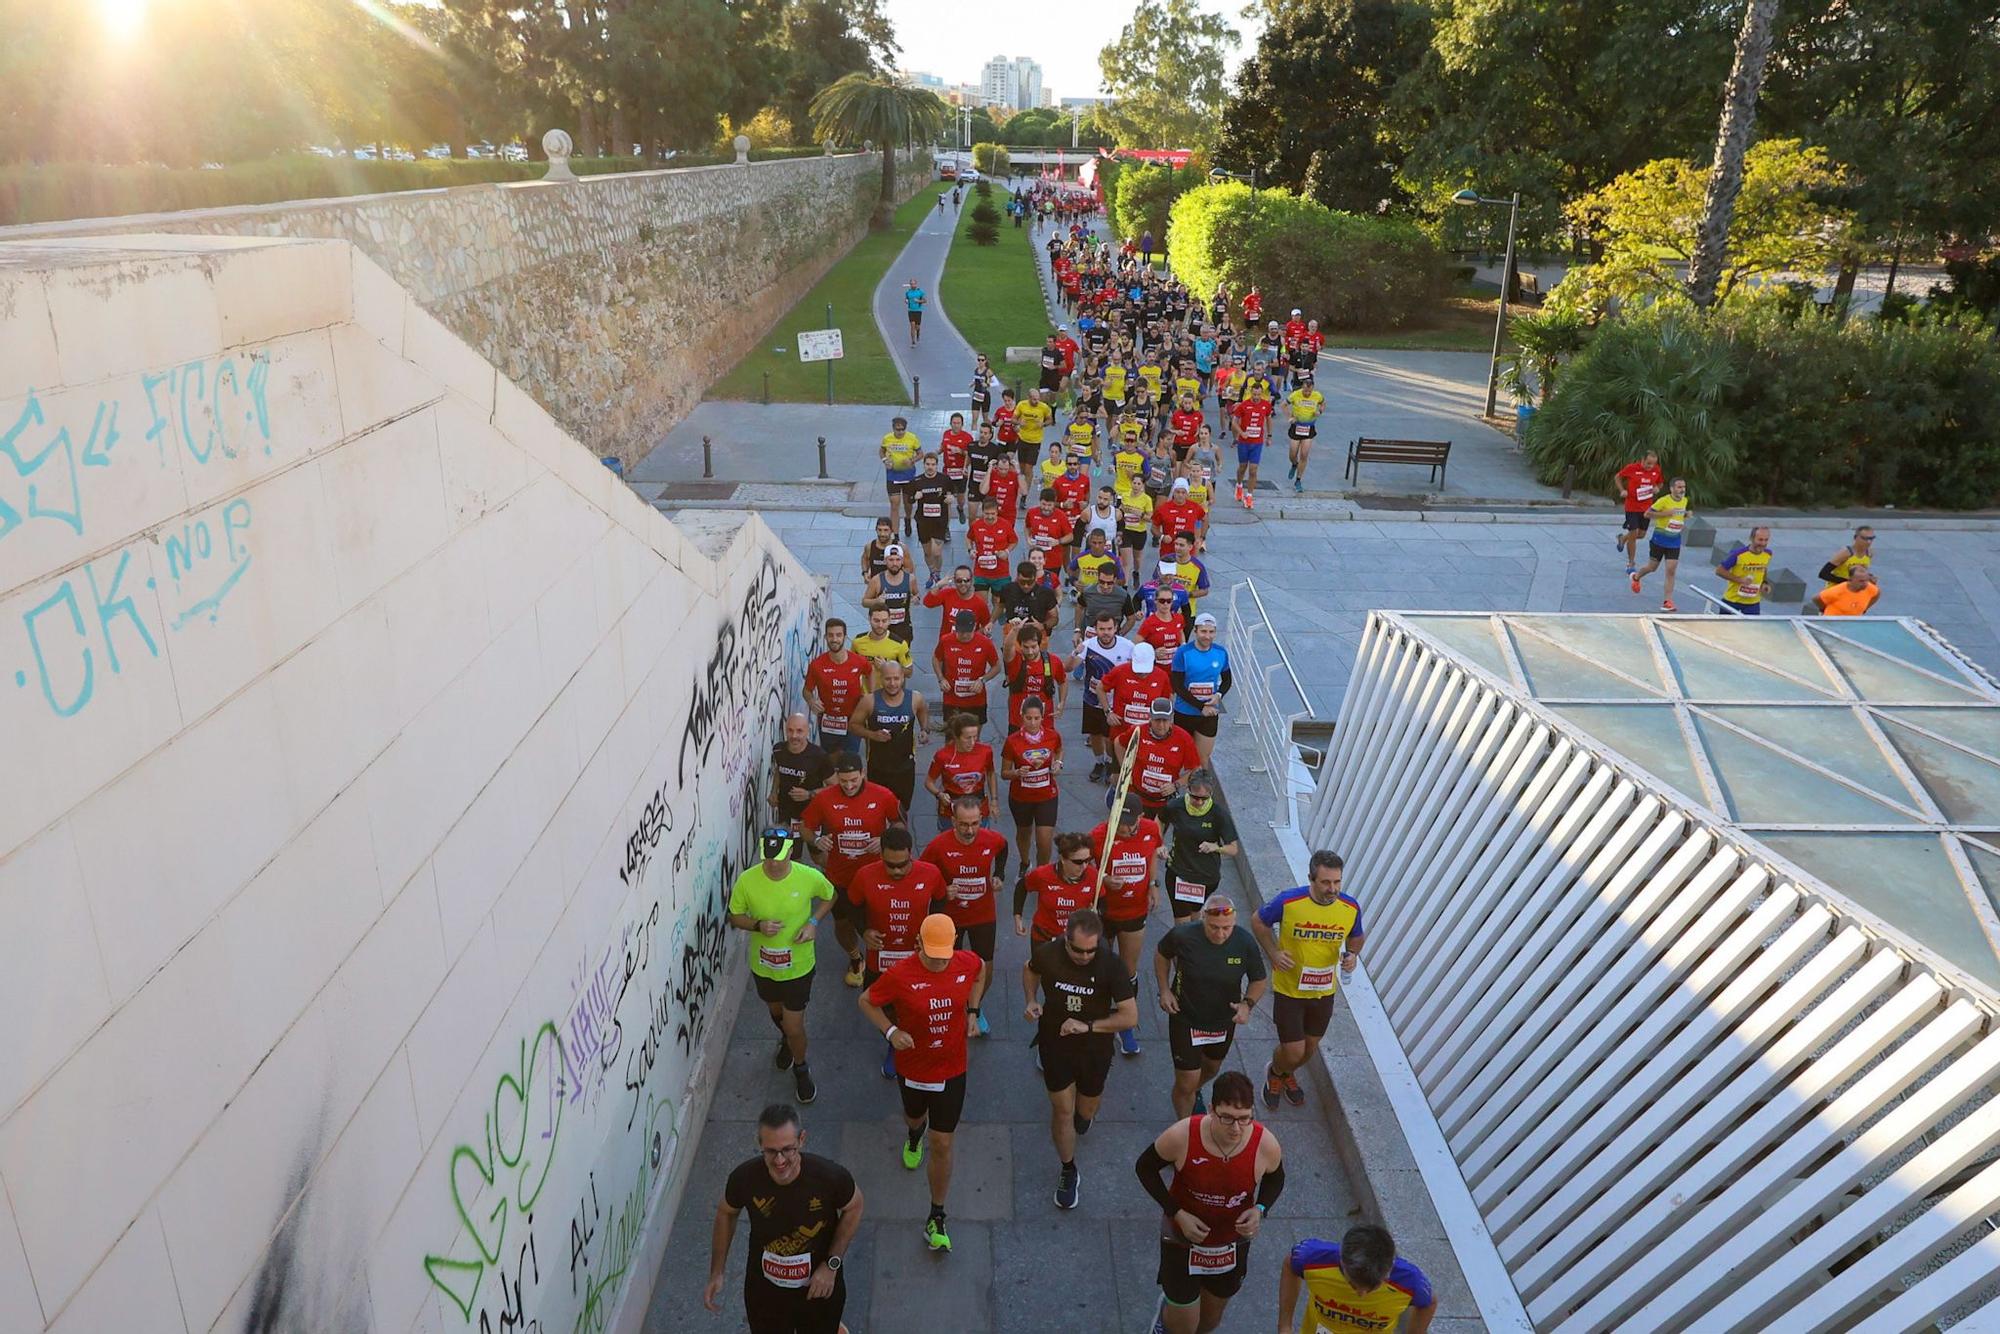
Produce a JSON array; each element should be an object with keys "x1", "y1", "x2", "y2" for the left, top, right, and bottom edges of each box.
[
  {"x1": 837, "y1": 830, "x2": 872, "y2": 858},
  {"x1": 1173, "y1": 878, "x2": 1209, "y2": 905},
  {"x1": 820, "y1": 714, "x2": 849, "y2": 735},
  {"x1": 1297, "y1": 965, "x2": 1337, "y2": 994},
  {"x1": 1189, "y1": 680, "x2": 1215, "y2": 701},
  {"x1": 948, "y1": 678, "x2": 982, "y2": 698},
  {"x1": 922, "y1": 501, "x2": 944, "y2": 518},
  {"x1": 1190, "y1": 1027, "x2": 1229, "y2": 1047},
  {"x1": 1664, "y1": 514, "x2": 1685, "y2": 533},
  {"x1": 1143, "y1": 767, "x2": 1172, "y2": 792},
  {"x1": 951, "y1": 876, "x2": 988, "y2": 903},
  {"x1": 760, "y1": 1250, "x2": 813, "y2": 1288},
  {"x1": 904, "y1": 1077, "x2": 947, "y2": 1093},
  {"x1": 877, "y1": 949, "x2": 914, "y2": 969},
  {"x1": 1022, "y1": 766, "x2": 1051, "y2": 789},
  {"x1": 1188, "y1": 1243, "x2": 1237, "y2": 1275},
  {"x1": 758, "y1": 946, "x2": 793, "y2": 970}
]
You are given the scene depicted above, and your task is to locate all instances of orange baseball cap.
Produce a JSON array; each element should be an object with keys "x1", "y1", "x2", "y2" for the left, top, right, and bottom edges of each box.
[{"x1": 919, "y1": 913, "x2": 957, "y2": 959}]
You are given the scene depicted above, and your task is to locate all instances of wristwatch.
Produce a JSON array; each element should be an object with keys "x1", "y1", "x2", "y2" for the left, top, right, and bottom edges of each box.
[{"x1": 825, "y1": 1256, "x2": 843, "y2": 1272}]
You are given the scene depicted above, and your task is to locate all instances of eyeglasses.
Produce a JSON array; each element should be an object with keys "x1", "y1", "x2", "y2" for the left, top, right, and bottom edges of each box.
[
  {"x1": 760, "y1": 1144, "x2": 802, "y2": 1160},
  {"x1": 1209, "y1": 1111, "x2": 1255, "y2": 1127},
  {"x1": 1067, "y1": 943, "x2": 1099, "y2": 957},
  {"x1": 1064, "y1": 855, "x2": 1092, "y2": 866}
]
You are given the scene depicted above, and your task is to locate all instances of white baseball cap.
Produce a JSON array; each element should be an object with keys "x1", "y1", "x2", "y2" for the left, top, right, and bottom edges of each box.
[
  {"x1": 1172, "y1": 478, "x2": 1191, "y2": 492},
  {"x1": 1132, "y1": 642, "x2": 1156, "y2": 672},
  {"x1": 1193, "y1": 612, "x2": 1218, "y2": 628}
]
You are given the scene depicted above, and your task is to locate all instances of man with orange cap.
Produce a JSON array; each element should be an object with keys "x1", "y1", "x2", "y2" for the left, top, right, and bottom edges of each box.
[{"x1": 858, "y1": 912, "x2": 987, "y2": 1254}]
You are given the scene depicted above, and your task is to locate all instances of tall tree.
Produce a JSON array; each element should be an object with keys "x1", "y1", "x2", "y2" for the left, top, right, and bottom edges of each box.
[
  {"x1": 810, "y1": 74, "x2": 945, "y2": 225},
  {"x1": 1098, "y1": 0, "x2": 1239, "y2": 150},
  {"x1": 1688, "y1": 0, "x2": 1783, "y2": 306},
  {"x1": 1217, "y1": 0, "x2": 1429, "y2": 214},
  {"x1": 775, "y1": 0, "x2": 898, "y2": 139}
]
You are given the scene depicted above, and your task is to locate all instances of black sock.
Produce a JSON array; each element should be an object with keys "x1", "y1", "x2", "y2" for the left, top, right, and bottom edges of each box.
[
  {"x1": 908, "y1": 1125, "x2": 926, "y2": 1148},
  {"x1": 929, "y1": 1203, "x2": 946, "y2": 1220}
]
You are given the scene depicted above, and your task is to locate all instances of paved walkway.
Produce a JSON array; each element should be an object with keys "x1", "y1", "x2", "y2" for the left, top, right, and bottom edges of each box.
[
  {"x1": 873, "y1": 190, "x2": 982, "y2": 406},
  {"x1": 641, "y1": 543, "x2": 1364, "y2": 1334}
]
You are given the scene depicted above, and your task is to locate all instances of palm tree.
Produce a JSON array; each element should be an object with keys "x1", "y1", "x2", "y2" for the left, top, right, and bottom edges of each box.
[
  {"x1": 810, "y1": 74, "x2": 949, "y2": 229},
  {"x1": 1687, "y1": 0, "x2": 1782, "y2": 307}
]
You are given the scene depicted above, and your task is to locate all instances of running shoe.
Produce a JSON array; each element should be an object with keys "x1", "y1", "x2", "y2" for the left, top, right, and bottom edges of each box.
[
  {"x1": 1192, "y1": 1091, "x2": 1207, "y2": 1114},
  {"x1": 975, "y1": 1010, "x2": 991, "y2": 1038},
  {"x1": 793, "y1": 1064, "x2": 817, "y2": 1105},
  {"x1": 881, "y1": 1045, "x2": 898, "y2": 1079},
  {"x1": 1282, "y1": 1071, "x2": 1305, "y2": 1107},
  {"x1": 902, "y1": 1135, "x2": 925, "y2": 1170},
  {"x1": 774, "y1": 1039, "x2": 794, "y2": 1071},
  {"x1": 1286, "y1": 461, "x2": 1297, "y2": 481},
  {"x1": 844, "y1": 957, "x2": 865, "y2": 988},
  {"x1": 1662, "y1": 599, "x2": 1677, "y2": 612},
  {"x1": 1119, "y1": 1027, "x2": 1141, "y2": 1057},
  {"x1": 1055, "y1": 1162, "x2": 1081, "y2": 1210},
  {"x1": 1631, "y1": 574, "x2": 1642, "y2": 594},
  {"x1": 1263, "y1": 1066, "x2": 1285, "y2": 1110},
  {"x1": 925, "y1": 1216, "x2": 953, "y2": 1252},
  {"x1": 1614, "y1": 533, "x2": 1623, "y2": 549},
  {"x1": 1244, "y1": 491, "x2": 1256, "y2": 511},
  {"x1": 1234, "y1": 483, "x2": 1246, "y2": 505},
  {"x1": 1293, "y1": 478, "x2": 1304, "y2": 494}
]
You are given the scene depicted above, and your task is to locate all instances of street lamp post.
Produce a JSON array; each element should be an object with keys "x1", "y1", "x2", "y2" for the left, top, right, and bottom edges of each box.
[{"x1": 1453, "y1": 188, "x2": 1520, "y2": 418}]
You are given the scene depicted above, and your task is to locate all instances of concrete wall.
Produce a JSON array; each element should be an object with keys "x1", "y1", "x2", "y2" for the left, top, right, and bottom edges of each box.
[
  {"x1": 0, "y1": 234, "x2": 823, "y2": 1333},
  {"x1": 0, "y1": 149, "x2": 931, "y2": 470}
]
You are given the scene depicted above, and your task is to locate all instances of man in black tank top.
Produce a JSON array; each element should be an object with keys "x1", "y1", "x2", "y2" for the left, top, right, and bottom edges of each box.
[
  {"x1": 864, "y1": 545, "x2": 918, "y2": 646},
  {"x1": 849, "y1": 660, "x2": 930, "y2": 812},
  {"x1": 860, "y1": 516, "x2": 895, "y2": 587}
]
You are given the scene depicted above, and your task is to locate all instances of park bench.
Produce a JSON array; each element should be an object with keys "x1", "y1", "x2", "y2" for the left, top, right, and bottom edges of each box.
[{"x1": 1345, "y1": 437, "x2": 1452, "y2": 489}]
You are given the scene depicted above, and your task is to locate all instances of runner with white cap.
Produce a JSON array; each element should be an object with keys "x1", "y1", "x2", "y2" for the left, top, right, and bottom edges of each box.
[{"x1": 1171, "y1": 613, "x2": 1234, "y2": 765}]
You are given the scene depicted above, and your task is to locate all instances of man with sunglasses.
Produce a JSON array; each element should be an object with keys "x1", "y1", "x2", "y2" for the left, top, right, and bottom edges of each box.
[
  {"x1": 1158, "y1": 770, "x2": 1239, "y2": 924},
  {"x1": 1024, "y1": 908, "x2": 1138, "y2": 1211},
  {"x1": 1135, "y1": 1070, "x2": 1286, "y2": 1334},
  {"x1": 1155, "y1": 893, "x2": 1267, "y2": 1118},
  {"x1": 1015, "y1": 831, "x2": 1101, "y2": 945},
  {"x1": 704, "y1": 1103, "x2": 863, "y2": 1333}
]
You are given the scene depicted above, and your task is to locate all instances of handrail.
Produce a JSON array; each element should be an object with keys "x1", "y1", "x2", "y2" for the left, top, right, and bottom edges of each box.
[{"x1": 1242, "y1": 579, "x2": 1316, "y2": 717}]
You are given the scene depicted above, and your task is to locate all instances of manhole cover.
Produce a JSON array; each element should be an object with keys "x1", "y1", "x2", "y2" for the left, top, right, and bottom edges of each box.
[{"x1": 660, "y1": 481, "x2": 740, "y2": 500}]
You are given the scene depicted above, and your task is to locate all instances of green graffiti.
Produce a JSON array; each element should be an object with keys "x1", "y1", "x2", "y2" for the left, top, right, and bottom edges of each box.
[
  {"x1": 571, "y1": 1093, "x2": 678, "y2": 1334},
  {"x1": 424, "y1": 1021, "x2": 566, "y2": 1322}
]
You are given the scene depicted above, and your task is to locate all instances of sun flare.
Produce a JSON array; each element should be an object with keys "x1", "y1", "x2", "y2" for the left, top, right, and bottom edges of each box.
[{"x1": 93, "y1": 0, "x2": 149, "y2": 39}]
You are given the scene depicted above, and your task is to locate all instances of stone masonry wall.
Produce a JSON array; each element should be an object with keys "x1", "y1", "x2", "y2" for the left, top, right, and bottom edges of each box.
[{"x1": 0, "y1": 150, "x2": 931, "y2": 469}]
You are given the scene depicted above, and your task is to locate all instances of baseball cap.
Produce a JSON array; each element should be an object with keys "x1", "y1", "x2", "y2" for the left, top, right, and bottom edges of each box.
[
  {"x1": 759, "y1": 827, "x2": 796, "y2": 862},
  {"x1": 1132, "y1": 642, "x2": 1156, "y2": 672},
  {"x1": 831, "y1": 753, "x2": 864, "y2": 774},
  {"x1": 1291, "y1": 307, "x2": 1302, "y2": 315},
  {"x1": 1194, "y1": 612, "x2": 1219, "y2": 628},
  {"x1": 919, "y1": 913, "x2": 958, "y2": 959},
  {"x1": 1117, "y1": 802, "x2": 1141, "y2": 825},
  {"x1": 1172, "y1": 477, "x2": 1190, "y2": 492},
  {"x1": 1149, "y1": 697, "x2": 1176, "y2": 722},
  {"x1": 953, "y1": 609, "x2": 977, "y2": 632},
  {"x1": 885, "y1": 543, "x2": 905, "y2": 558}
]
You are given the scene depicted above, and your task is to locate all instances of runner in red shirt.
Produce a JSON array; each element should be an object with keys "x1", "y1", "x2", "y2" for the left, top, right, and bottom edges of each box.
[
  {"x1": 860, "y1": 914, "x2": 987, "y2": 1253},
  {"x1": 931, "y1": 616, "x2": 1001, "y2": 731},
  {"x1": 1106, "y1": 641, "x2": 1178, "y2": 745},
  {"x1": 925, "y1": 714, "x2": 996, "y2": 826},
  {"x1": 993, "y1": 391, "x2": 1019, "y2": 456},
  {"x1": 1614, "y1": 450, "x2": 1665, "y2": 574},
  {"x1": 922, "y1": 568, "x2": 991, "y2": 648},
  {"x1": 984, "y1": 453, "x2": 1024, "y2": 528},
  {"x1": 921, "y1": 799, "x2": 1010, "y2": 1029},
  {"x1": 805, "y1": 618, "x2": 871, "y2": 758},
  {"x1": 940, "y1": 415, "x2": 974, "y2": 522},
  {"x1": 1170, "y1": 398, "x2": 1204, "y2": 454},
  {"x1": 800, "y1": 754, "x2": 904, "y2": 985},
  {"x1": 1052, "y1": 460, "x2": 1093, "y2": 518},
  {"x1": 1135, "y1": 1072, "x2": 1286, "y2": 1327},
  {"x1": 1125, "y1": 701, "x2": 1202, "y2": 817},
  {"x1": 1282, "y1": 311, "x2": 1307, "y2": 349},
  {"x1": 848, "y1": 829, "x2": 945, "y2": 983},
  {"x1": 1002, "y1": 623, "x2": 1067, "y2": 728},
  {"x1": 1014, "y1": 831, "x2": 1100, "y2": 944},
  {"x1": 1090, "y1": 805, "x2": 1165, "y2": 1014},
  {"x1": 1241, "y1": 286, "x2": 1263, "y2": 327},
  {"x1": 1001, "y1": 696, "x2": 1064, "y2": 870},
  {"x1": 1025, "y1": 491, "x2": 1075, "y2": 590},
  {"x1": 1054, "y1": 329, "x2": 1080, "y2": 378},
  {"x1": 1229, "y1": 390, "x2": 1275, "y2": 509},
  {"x1": 966, "y1": 498, "x2": 1017, "y2": 598},
  {"x1": 1153, "y1": 483, "x2": 1207, "y2": 550}
]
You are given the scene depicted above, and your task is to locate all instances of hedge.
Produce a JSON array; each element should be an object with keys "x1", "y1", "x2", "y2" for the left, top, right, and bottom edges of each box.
[
  {"x1": 0, "y1": 147, "x2": 830, "y2": 225},
  {"x1": 1111, "y1": 164, "x2": 1196, "y2": 243},
  {"x1": 1523, "y1": 304, "x2": 2000, "y2": 509},
  {"x1": 1165, "y1": 182, "x2": 1448, "y2": 330}
]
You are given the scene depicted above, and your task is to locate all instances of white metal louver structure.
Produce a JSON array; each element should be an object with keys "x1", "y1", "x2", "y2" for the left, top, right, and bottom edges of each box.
[{"x1": 1299, "y1": 612, "x2": 2000, "y2": 1333}]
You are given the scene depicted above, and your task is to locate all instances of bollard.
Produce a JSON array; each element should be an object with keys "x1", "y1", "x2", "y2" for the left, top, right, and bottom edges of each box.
[
  {"x1": 1562, "y1": 464, "x2": 1574, "y2": 499},
  {"x1": 913, "y1": 375, "x2": 921, "y2": 409},
  {"x1": 702, "y1": 434, "x2": 713, "y2": 479},
  {"x1": 816, "y1": 436, "x2": 829, "y2": 479},
  {"x1": 762, "y1": 370, "x2": 770, "y2": 405}
]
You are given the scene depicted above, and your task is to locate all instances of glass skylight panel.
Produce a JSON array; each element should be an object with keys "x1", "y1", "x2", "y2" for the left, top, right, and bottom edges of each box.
[
  {"x1": 1879, "y1": 720, "x2": 2000, "y2": 825},
  {"x1": 1692, "y1": 714, "x2": 1920, "y2": 826},
  {"x1": 1511, "y1": 628, "x2": 1659, "y2": 699},
  {"x1": 1815, "y1": 634, "x2": 1987, "y2": 704},
  {"x1": 1659, "y1": 625, "x2": 1835, "y2": 701},
  {"x1": 1549, "y1": 704, "x2": 1704, "y2": 804},
  {"x1": 1879, "y1": 707, "x2": 2000, "y2": 762},
  {"x1": 1667, "y1": 618, "x2": 1839, "y2": 691},
  {"x1": 1699, "y1": 704, "x2": 1920, "y2": 808},
  {"x1": 1965, "y1": 840, "x2": 2000, "y2": 916},
  {"x1": 1512, "y1": 616, "x2": 1665, "y2": 692},
  {"x1": 1403, "y1": 614, "x2": 1513, "y2": 682},
  {"x1": 1811, "y1": 619, "x2": 1982, "y2": 685}
]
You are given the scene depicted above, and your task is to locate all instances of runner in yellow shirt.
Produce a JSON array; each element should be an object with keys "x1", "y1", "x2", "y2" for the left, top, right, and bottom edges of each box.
[
  {"x1": 1631, "y1": 478, "x2": 1688, "y2": 611},
  {"x1": 1284, "y1": 376, "x2": 1325, "y2": 495},
  {"x1": 1014, "y1": 390, "x2": 1054, "y2": 469},
  {"x1": 852, "y1": 607, "x2": 914, "y2": 686},
  {"x1": 1251, "y1": 851, "x2": 1363, "y2": 1110},
  {"x1": 881, "y1": 416, "x2": 923, "y2": 538},
  {"x1": 1714, "y1": 526, "x2": 1774, "y2": 615}
]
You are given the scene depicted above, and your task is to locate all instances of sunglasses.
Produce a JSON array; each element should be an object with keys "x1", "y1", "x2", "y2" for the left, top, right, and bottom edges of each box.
[
  {"x1": 1065, "y1": 855, "x2": 1092, "y2": 866},
  {"x1": 1203, "y1": 907, "x2": 1235, "y2": 918}
]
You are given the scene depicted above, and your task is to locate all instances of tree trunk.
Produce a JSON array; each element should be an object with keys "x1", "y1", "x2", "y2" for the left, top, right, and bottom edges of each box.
[
  {"x1": 875, "y1": 139, "x2": 898, "y2": 229},
  {"x1": 1830, "y1": 251, "x2": 1859, "y2": 326},
  {"x1": 1882, "y1": 229, "x2": 1906, "y2": 304},
  {"x1": 1688, "y1": 0, "x2": 1783, "y2": 307},
  {"x1": 611, "y1": 102, "x2": 629, "y2": 159},
  {"x1": 579, "y1": 101, "x2": 598, "y2": 158}
]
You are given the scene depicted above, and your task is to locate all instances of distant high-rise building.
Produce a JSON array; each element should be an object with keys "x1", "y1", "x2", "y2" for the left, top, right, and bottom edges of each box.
[
  {"x1": 979, "y1": 54, "x2": 1045, "y2": 111},
  {"x1": 1013, "y1": 57, "x2": 1043, "y2": 112},
  {"x1": 897, "y1": 70, "x2": 947, "y2": 92}
]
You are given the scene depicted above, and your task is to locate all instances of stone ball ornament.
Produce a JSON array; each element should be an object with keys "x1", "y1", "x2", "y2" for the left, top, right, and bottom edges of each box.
[
  {"x1": 543, "y1": 128, "x2": 577, "y2": 181},
  {"x1": 734, "y1": 134, "x2": 752, "y2": 164}
]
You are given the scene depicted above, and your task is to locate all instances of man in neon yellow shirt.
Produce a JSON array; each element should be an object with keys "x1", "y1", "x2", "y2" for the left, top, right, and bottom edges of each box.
[
  {"x1": 1279, "y1": 1226, "x2": 1437, "y2": 1333},
  {"x1": 1014, "y1": 390, "x2": 1054, "y2": 472},
  {"x1": 881, "y1": 416, "x2": 922, "y2": 539},
  {"x1": 1715, "y1": 525, "x2": 1773, "y2": 616},
  {"x1": 1252, "y1": 850, "x2": 1363, "y2": 1110},
  {"x1": 1631, "y1": 477, "x2": 1688, "y2": 611},
  {"x1": 1284, "y1": 373, "x2": 1325, "y2": 496},
  {"x1": 728, "y1": 828, "x2": 838, "y2": 1104}
]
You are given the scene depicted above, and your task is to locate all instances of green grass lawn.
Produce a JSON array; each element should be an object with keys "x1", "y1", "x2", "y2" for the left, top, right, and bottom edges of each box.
[
  {"x1": 708, "y1": 181, "x2": 949, "y2": 404},
  {"x1": 940, "y1": 186, "x2": 1053, "y2": 372}
]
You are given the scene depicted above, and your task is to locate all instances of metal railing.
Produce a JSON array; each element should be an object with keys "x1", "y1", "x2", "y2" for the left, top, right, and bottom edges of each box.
[{"x1": 1225, "y1": 578, "x2": 1322, "y2": 830}]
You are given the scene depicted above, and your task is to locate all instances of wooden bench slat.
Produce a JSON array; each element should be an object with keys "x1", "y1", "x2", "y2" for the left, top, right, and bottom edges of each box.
[{"x1": 1346, "y1": 437, "x2": 1452, "y2": 489}]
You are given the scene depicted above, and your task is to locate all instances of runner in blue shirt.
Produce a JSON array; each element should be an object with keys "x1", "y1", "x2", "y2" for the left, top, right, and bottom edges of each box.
[
  {"x1": 904, "y1": 280, "x2": 927, "y2": 347},
  {"x1": 1170, "y1": 613, "x2": 1233, "y2": 764}
]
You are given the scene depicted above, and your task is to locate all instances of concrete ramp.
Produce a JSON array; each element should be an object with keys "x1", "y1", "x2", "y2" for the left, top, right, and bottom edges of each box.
[{"x1": 0, "y1": 236, "x2": 822, "y2": 1332}]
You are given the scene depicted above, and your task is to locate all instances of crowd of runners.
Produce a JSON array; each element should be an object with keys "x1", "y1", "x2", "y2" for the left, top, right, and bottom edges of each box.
[{"x1": 707, "y1": 198, "x2": 1434, "y2": 1334}]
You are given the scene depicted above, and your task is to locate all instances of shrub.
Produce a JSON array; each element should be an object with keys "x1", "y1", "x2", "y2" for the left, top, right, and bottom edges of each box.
[
  {"x1": 974, "y1": 179, "x2": 993, "y2": 198},
  {"x1": 1165, "y1": 181, "x2": 1448, "y2": 330},
  {"x1": 1112, "y1": 164, "x2": 1198, "y2": 244},
  {"x1": 1525, "y1": 305, "x2": 2000, "y2": 508},
  {"x1": 970, "y1": 199, "x2": 1000, "y2": 225},
  {"x1": 972, "y1": 142, "x2": 1011, "y2": 177},
  {"x1": 968, "y1": 219, "x2": 1000, "y2": 246}
]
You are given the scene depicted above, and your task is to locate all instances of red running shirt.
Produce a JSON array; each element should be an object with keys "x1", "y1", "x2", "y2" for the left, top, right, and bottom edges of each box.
[
  {"x1": 927, "y1": 742, "x2": 994, "y2": 818},
  {"x1": 847, "y1": 860, "x2": 945, "y2": 973},
  {"x1": 1617, "y1": 461, "x2": 1664, "y2": 512},
  {"x1": 922, "y1": 588, "x2": 990, "y2": 646},
  {"x1": 1022, "y1": 862, "x2": 1099, "y2": 939},
  {"x1": 1231, "y1": 399, "x2": 1274, "y2": 444},
  {"x1": 1129, "y1": 725, "x2": 1201, "y2": 800},
  {"x1": 1102, "y1": 660, "x2": 1176, "y2": 728},
  {"x1": 1005, "y1": 651, "x2": 1065, "y2": 727},
  {"x1": 922, "y1": 828, "x2": 1009, "y2": 926},
  {"x1": 867, "y1": 950, "x2": 982, "y2": 1083},
  {"x1": 799, "y1": 782, "x2": 902, "y2": 887},
  {"x1": 940, "y1": 429, "x2": 972, "y2": 480},
  {"x1": 806, "y1": 652, "x2": 871, "y2": 739},
  {"x1": 934, "y1": 635, "x2": 999, "y2": 707},
  {"x1": 1169, "y1": 1117, "x2": 1266, "y2": 1244},
  {"x1": 1003, "y1": 727, "x2": 1063, "y2": 802},
  {"x1": 1089, "y1": 818, "x2": 1164, "y2": 920},
  {"x1": 967, "y1": 519, "x2": 1016, "y2": 578},
  {"x1": 987, "y1": 468, "x2": 1022, "y2": 525}
]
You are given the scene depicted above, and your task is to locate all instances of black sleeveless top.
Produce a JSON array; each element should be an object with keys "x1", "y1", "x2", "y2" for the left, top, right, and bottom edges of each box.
[
  {"x1": 867, "y1": 689, "x2": 916, "y2": 768},
  {"x1": 878, "y1": 568, "x2": 914, "y2": 642}
]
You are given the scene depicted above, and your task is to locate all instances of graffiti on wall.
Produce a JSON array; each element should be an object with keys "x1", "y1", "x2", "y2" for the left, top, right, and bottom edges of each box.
[
  {"x1": 418, "y1": 551, "x2": 822, "y2": 1333},
  {"x1": 6, "y1": 352, "x2": 273, "y2": 718}
]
